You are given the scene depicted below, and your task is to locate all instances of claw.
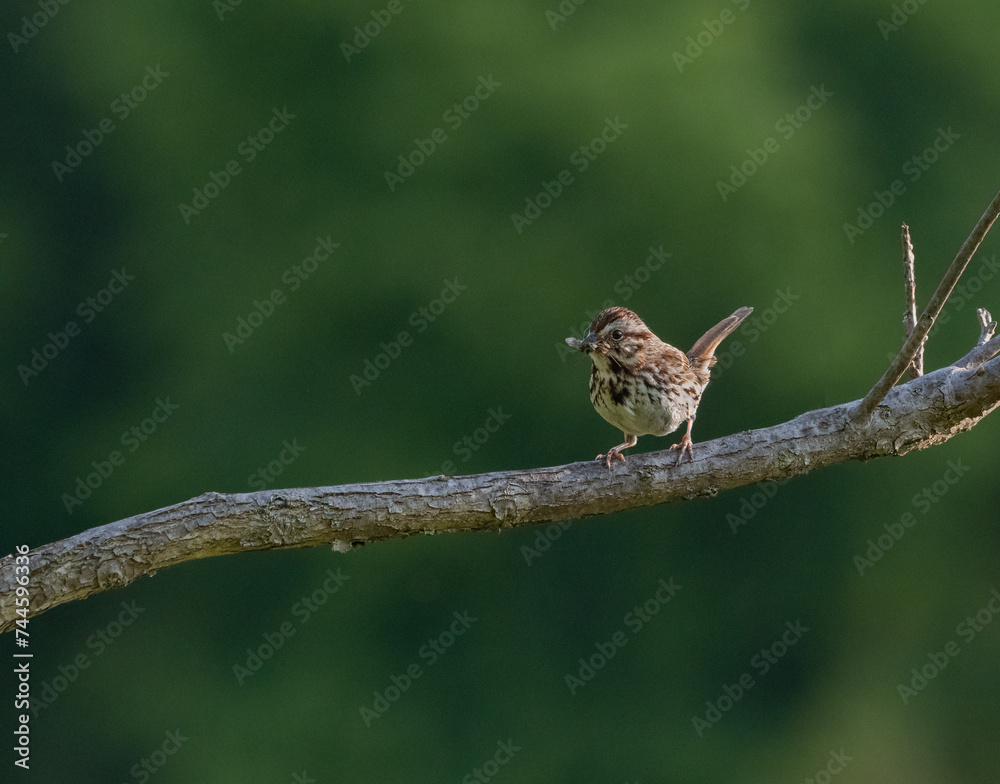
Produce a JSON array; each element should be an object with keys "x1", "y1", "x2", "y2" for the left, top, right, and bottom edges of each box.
[
  {"x1": 595, "y1": 449, "x2": 626, "y2": 469},
  {"x1": 668, "y1": 419, "x2": 696, "y2": 465},
  {"x1": 669, "y1": 433, "x2": 694, "y2": 465},
  {"x1": 595, "y1": 433, "x2": 637, "y2": 469}
]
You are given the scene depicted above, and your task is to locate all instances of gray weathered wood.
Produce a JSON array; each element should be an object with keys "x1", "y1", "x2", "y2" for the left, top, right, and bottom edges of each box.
[
  {"x1": 3, "y1": 338, "x2": 1000, "y2": 634},
  {"x1": 854, "y1": 188, "x2": 1000, "y2": 420}
]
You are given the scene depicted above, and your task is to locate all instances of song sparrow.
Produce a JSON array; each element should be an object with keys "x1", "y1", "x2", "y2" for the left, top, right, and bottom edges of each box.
[{"x1": 566, "y1": 305, "x2": 753, "y2": 467}]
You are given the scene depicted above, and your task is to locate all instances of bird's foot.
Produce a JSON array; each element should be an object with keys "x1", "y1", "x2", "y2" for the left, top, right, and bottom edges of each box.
[
  {"x1": 669, "y1": 433, "x2": 694, "y2": 465},
  {"x1": 595, "y1": 448, "x2": 626, "y2": 469}
]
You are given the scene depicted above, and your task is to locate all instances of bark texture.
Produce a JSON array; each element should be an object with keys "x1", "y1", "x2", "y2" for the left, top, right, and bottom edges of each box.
[{"x1": 3, "y1": 338, "x2": 1000, "y2": 634}]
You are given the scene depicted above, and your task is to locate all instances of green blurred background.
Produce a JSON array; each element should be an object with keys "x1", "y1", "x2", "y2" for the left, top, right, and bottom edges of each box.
[{"x1": 4, "y1": 0, "x2": 1000, "y2": 781}]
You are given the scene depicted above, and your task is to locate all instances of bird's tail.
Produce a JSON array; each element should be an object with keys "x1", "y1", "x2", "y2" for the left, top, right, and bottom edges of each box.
[{"x1": 687, "y1": 307, "x2": 753, "y2": 370}]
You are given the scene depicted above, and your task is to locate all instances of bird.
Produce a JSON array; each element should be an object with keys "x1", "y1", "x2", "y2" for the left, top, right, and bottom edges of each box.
[{"x1": 566, "y1": 305, "x2": 753, "y2": 467}]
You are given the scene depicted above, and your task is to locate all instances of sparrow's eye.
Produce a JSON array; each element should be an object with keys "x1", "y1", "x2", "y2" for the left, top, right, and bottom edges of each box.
[{"x1": 611, "y1": 329, "x2": 624, "y2": 341}]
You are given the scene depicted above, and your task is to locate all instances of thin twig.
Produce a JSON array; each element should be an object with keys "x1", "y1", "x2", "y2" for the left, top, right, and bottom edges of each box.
[
  {"x1": 4, "y1": 325, "x2": 1000, "y2": 633},
  {"x1": 901, "y1": 224, "x2": 923, "y2": 379},
  {"x1": 976, "y1": 307, "x2": 996, "y2": 347},
  {"x1": 853, "y1": 188, "x2": 1000, "y2": 421}
]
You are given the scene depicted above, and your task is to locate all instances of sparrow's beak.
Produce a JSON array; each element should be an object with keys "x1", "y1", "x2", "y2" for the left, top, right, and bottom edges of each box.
[{"x1": 566, "y1": 332, "x2": 597, "y2": 351}]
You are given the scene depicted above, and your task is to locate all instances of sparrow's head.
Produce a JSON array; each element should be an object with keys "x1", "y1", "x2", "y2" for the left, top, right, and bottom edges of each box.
[{"x1": 565, "y1": 306, "x2": 657, "y2": 368}]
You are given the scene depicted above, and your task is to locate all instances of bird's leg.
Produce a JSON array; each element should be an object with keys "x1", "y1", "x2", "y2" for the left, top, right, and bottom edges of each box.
[
  {"x1": 669, "y1": 418, "x2": 695, "y2": 464},
  {"x1": 596, "y1": 433, "x2": 637, "y2": 469}
]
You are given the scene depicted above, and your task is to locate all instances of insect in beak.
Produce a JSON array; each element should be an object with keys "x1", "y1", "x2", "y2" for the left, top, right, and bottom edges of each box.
[{"x1": 566, "y1": 333, "x2": 597, "y2": 351}]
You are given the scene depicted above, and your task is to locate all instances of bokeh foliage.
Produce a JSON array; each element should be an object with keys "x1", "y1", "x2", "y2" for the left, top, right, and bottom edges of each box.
[{"x1": 4, "y1": 0, "x2": 1000, "y2": 781}]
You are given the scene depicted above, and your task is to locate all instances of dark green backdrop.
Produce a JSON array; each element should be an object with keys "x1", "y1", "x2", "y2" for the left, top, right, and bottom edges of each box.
[{"x1": 4, "y1": 0, "x2": 1000, "y2": 781}]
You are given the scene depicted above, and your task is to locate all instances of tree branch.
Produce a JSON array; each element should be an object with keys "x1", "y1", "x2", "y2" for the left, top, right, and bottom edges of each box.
[
  {"x1": 976, "y1": 307, "x2": 997, "y2": 347},
  {"x1": 854, "y1": 188, "x2": 1000, "y2": 421},
  {"x1": 4, "y1": 330, "x2": 1000, "y2": 634},
  {"x1": 7, "y1": 194, "x2": 1000, "y2": 634},
  {"x1": 901, "y1": 223, "x2": 923, "y2": 379}
]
